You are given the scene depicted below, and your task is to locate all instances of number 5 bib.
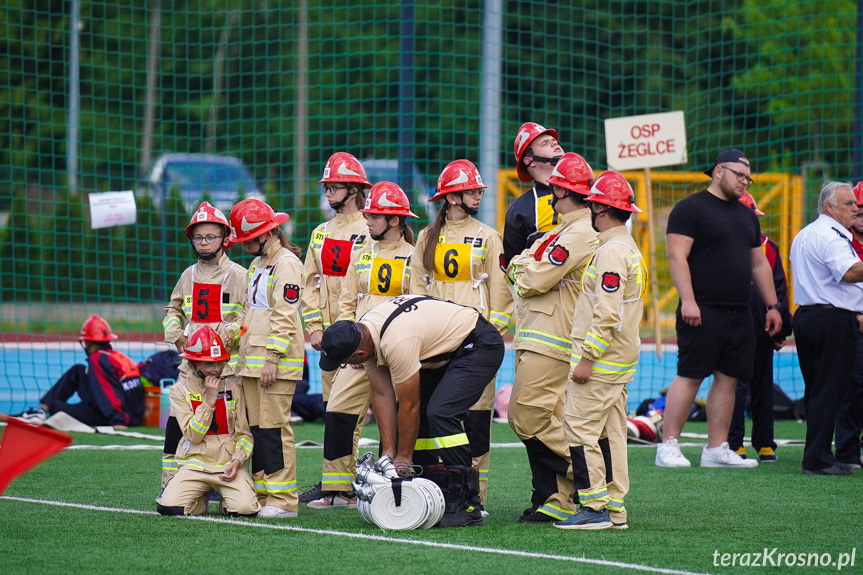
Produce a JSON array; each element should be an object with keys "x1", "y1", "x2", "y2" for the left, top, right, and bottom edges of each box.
[{"x1": 434, "y1": 243, "x2": 472, "y2": 282}]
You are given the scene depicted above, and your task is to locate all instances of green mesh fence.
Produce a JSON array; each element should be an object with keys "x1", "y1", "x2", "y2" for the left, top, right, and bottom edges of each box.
[{"x1": 0, "y1": 0, "x2": 857, "y2": 414}]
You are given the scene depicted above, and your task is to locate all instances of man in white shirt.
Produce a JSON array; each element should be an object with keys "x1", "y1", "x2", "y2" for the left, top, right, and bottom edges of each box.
[{"x1": 790, "y1": 181, "x2": 863, "y2": 475}]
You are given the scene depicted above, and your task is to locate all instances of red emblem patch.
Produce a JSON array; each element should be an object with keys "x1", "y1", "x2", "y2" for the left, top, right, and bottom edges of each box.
[
  {"x1": 547, "y1": 245, "x2": 569, "y2": 266},
  {"x1": 284, "y1": 284, "x2": 300, "y2": 303},
  {"x1": 601, "y1": 272, "x2": 621, "y2": 292},
  {"x1": 499, "y1": 253, "x2": 508, "y2": 272}
]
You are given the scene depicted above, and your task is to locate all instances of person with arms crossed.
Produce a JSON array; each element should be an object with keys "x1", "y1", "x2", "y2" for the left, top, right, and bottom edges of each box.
[
  {"x1": 790, "y1": 181, "x2": 863, "y2": 475},
  {"x1": 656, "y1": 149, "x2": 781, "y2": 469}
]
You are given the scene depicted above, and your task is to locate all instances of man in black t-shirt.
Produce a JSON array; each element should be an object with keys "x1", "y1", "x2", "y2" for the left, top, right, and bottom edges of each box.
[{"x1": 655, "y1": 149, "x2": 782, "y2": 469}]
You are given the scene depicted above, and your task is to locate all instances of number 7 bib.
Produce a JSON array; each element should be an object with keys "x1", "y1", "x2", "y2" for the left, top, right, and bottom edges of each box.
[{"x1": 434, "y1": 243, "x2": 472, "y2": 282}]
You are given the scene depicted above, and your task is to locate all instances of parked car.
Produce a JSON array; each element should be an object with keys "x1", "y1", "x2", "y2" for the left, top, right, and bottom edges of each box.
[{"x1": 137, "y1": 153, "x2": 265, "y2": 213}]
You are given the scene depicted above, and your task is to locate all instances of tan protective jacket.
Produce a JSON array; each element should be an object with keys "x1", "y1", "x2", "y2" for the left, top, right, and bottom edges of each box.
[
  {"x1": 570, "y1": 226, "x2": 646, "y2": 384},
  {"x1": 237, "y1": 242, "x2": 305, "y2": 380},
  {"x1": 410, "y1": 216, "x2": 513, "y2": 335},
  {"x1": 337, "y1": 237, "x2": 415, "y2": 321},
  {"x1": 163, "y1": 254, "x2": 247, "y2": 375},
  {"x1": 301, "y1": 211, "x2": 368, "y2": 333},
  {"x1": 509, "y1": 209, "x2": 598, "y2": 362},
  {"x1": 170, "y1": 372, "x2": 253, "y2": 474}
]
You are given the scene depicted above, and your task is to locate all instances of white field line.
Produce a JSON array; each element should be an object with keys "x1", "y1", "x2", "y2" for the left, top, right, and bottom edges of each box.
[{"x1": 0, "y1": 495, "x2": 719, "y2": 575}]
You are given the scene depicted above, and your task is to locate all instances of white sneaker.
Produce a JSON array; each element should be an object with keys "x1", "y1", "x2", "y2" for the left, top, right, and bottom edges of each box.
[
  {"x1": 256, "y1": 505, "x2": 298, "y2": 518},
  {"x1": 655, "y1": 437, "x2": 691, "y2": 468},
  {"x1": 307, "y1": 492, "x2": 357, "y2": 509},
  {"x1": 700, "y1": 442, "x2": 759, "y2": 468}
]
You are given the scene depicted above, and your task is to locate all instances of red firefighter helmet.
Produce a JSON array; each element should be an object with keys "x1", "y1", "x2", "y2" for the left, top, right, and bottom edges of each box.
[
  {"x1": 739, "y1": 191, "x2": 765, "y2": 216},
  {"x1": 513, "y1": 122, "x2": 559, "y2": 182},
  {"x1": 319, "y1": 152, "x2": 372, "y2": 189},
  {"x1": 179, "y1": 326, "x2": 231, "y2": 362},
  {"x1": 853, "y1": 182, "x2": 863, "y2": 207},
  {"x1": 362, "y1": 182, "x2": 419, "y2": 218},
  {"x1": 228, "y1": 199, "x2": 289, "y2": 244},
  {"x1": 79, "y1": 315, "x2": 118, "y2": 342},
  {"x1": 430, "y1": 159, "x2": 487, "y2": 201},
  {"x1": 546, "y1": 153, "x2": 594, "y2": 196},
  {"x1": 185, "y1": 201, "x2": 231, "y2": 240},
  {"x1": 588, "y1": 171, "x2": 643, "y2": 213}
]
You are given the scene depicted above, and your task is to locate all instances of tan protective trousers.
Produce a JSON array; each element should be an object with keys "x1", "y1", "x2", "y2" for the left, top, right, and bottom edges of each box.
[{"x1": 158, "y1": 465, "x2": 260, "y2": 516}]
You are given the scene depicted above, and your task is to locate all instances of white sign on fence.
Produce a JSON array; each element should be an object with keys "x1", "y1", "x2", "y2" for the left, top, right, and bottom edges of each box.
[
  {"x1": 604, "y1": 111, "x2": 687, "y2": 171},
  {"x1": 89, "y1": 191, "x2": 137, "y2": 229}
]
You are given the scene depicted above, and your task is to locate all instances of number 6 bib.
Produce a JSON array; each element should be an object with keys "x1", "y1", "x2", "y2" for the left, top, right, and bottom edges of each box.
[{"x1": 434, "y1": 243, "x2": 472, "y2": 282}]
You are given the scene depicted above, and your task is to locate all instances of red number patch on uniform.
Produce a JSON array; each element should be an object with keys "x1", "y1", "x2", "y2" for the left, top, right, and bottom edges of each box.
[
  {"x1": 284, "y1": 284, "x2": 300, "y2": 303},
  {"x1": 601, "y1": 272, "x2": 621, "y2": 292},
  {"x1": 321, "y1": 238, "x2": 353, "y2": 277},
  {"x1": 547, "y1": 245, "x2": 569, "y2": 266}
]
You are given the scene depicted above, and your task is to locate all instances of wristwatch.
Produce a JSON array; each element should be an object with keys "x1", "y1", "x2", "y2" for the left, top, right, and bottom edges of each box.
[{"x1": 766, "y1": 303, "x2": 781, "y2": 311}]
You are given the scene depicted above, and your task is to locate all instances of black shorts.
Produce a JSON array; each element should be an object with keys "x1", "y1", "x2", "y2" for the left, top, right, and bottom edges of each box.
[{"x1": 676, "y1": 303, "x2": 755, "y2": 381}]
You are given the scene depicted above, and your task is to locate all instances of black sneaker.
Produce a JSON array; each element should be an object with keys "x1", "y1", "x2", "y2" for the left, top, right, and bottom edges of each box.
[
  {"x1": 517, "y1": 505, "x2": 556, "y2": 523},
  {"x1": 440, "y1": 504, "x2": 483, "y2": 527},
  {"x1": 15, "y1": 406, "x2": 48, "y2": 425},
  {"x1": 298, "y1": 481, "x2": 325, "y2": 503}
]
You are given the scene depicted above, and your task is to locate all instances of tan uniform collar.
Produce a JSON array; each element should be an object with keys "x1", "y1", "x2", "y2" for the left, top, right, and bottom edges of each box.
[
  {"x1": 597, "y1": 224, "x2": 630, "y2": 243},
  {"x1": 559, "y1": 208, "x2": 591, "y2": 226}
]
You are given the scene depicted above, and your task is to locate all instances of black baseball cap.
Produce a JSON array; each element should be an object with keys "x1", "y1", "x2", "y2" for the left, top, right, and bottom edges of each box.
[
  {"x1": 319, "y1": 320, "x2": 362, "y2": 371},
  {"x1": 704, "y1": 149, "x2": 749, "y2": 177}
]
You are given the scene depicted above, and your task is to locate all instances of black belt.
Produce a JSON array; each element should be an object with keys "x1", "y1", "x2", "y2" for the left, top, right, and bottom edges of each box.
[{"x1": 799, "y1": 304, "x2": 855, "y2": 314}]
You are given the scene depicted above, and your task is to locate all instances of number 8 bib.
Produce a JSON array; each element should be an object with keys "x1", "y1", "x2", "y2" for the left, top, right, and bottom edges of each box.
[{"x1": 434, "y1": 243, "x2": 472, "y2": 282}]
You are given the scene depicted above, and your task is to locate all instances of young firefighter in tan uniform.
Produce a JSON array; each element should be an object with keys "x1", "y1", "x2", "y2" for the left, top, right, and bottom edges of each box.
[
  {"x1": 308, "y1": 182, "x2": 418, "y2": 508},
  {"x1": 160, "y1": 202, "x2": 247, "y2": 490},
  {"x1": 156, "y1": 326, "x2": 258, "y2": 517},
  {"x1": 556, "y1": 171, "x2": 646, "y2": 531},
  {"x1": 229, "y1": 199, "x2": 305, "y2": 518},
  {"x1": 506, "y1": 153, "x2": 598, "y2": 523},
  {"x1": 410, "y1": 159, "x2": 513, "y2": 507},
  {"x1": 299, "y1": 152, "x2": 370, "y2": 503}
]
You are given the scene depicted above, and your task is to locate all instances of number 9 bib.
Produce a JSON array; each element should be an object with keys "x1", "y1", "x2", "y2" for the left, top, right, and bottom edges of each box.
[
  {"x1": 369, "y1": 258, "x2": 406, "y2": 296},
  {"x1": 434, "y1": 243, "x2": 472, "y2": 282}
]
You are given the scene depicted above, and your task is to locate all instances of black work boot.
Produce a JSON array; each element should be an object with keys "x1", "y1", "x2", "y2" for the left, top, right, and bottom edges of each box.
[{"x1": 439, "y1": 466, "x2": 483, "y2": 528}]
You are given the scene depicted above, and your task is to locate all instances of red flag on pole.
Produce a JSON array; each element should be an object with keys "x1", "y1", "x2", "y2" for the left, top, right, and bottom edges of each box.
[{"x1": 0, "y1": 416, "x2": 73, "y2": 495}]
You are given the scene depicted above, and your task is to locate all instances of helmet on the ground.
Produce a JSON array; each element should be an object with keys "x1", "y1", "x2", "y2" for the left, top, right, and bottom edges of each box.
[
  {"x1": 228, "y1": 199, "x2": 289, "y2": 244},
  {"x1": 319, "y1": 152, "x2": 372, "y2": 189},
  {"x1": 79, "y1": 315, "x2": 118, "y2": 342},
  {"x1": 180, "y1": 326, "x2": 231, "y2": 362},
  {"x1": 739, "y1": 191, "x2": 765, "y2": 216},
  {"x1": 185, "y1": 202, "x2": 231, "y2": 240},
  {"x1": 588, "y1": 171, "x2": 642, "y2": 213},
  {"x1": 430, "y1": 159, "x2": 487, "y2": 201},
  {"x1": 513, "y1": 122, "x2": 559, "y2": 182},
  {"x1": 362, "y1": 182, "x2": 418, "y2": 218},
  {"x1": 546, "y1": 153, "x2": 594, "y2": 196}
]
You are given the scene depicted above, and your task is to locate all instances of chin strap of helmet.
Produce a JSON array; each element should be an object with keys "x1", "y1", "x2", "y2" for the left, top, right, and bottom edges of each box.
[
  {"x1": 454, "y1": 193, "x2": 479, "y2": 216},
  {"x1": 328, "y1": 188, "x2": 358, "y2": 212},
  {"x1": 531, "y1": 154, "x2": 563, "y2": 166},
  {"x1": 370, "y1": 223, "x2": 392, "y2": 242},
  {"x1": 251, "y1": 234, "x2": 269, "y2": 257}
]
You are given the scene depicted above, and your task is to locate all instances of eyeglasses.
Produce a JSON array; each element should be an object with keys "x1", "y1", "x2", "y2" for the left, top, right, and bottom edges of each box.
[
  {"x1": 462, "y1": 189, "x2": 484, "y2": 197},
  {"x1": 192, "y1": 234, "x2": 223, "y2": 245},
  {"x1": 323, "y1": 185, "x2": 348, "y2": 195},
  {"x1": 722, "y1": 166, "x2": 754, "y2": 186}
]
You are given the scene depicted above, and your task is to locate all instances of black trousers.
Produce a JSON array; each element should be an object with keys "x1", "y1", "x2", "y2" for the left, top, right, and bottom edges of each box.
[
  {"x1": 792, "y1": 306, "x2": 857, "y2": 470},
  {"x1": 728, "y1": 334, "x2": 777, "y2": 451},
  {"x1": 834, "y1": 332, "x2": 863, "y2": 464},
  {"x1": 413, "y1": 318, "x2": 505, "y2": 470},
  {"x1": 40, "y1": 364, "x2": 111, "y2": 427}
]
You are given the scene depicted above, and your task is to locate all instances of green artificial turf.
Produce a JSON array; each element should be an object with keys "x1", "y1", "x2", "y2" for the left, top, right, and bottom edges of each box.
[{"x1": 1, "y1": 420, "x2": 860, "y2": 575}]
